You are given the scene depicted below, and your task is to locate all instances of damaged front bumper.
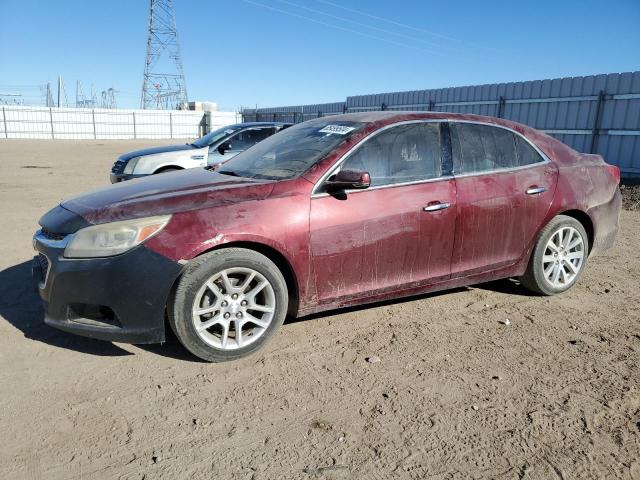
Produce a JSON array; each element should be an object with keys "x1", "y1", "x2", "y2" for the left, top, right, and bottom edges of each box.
[{"x1": 32, "y1": 230, "x2": 183, "y2": 344}]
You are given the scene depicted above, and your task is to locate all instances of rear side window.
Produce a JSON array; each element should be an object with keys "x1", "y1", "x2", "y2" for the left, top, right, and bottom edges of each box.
[
  {"x1": 451, "y1": 123, "x2": 517, "y2": 174},
  {"x1": 515, "y1": 135, "x2": 544, "y2": 166},
  {"x1": 341, "y1": 122, "x2": 442, "y2": 187}
]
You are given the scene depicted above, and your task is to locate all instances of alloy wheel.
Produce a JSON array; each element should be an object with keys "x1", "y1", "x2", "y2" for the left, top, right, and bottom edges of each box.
[
  {"x1": 191, "y1": 267, "x2": 276, "y2": 350},
  {"x1": 542, "y1": 226, "x2": 585, "y2": 288}
]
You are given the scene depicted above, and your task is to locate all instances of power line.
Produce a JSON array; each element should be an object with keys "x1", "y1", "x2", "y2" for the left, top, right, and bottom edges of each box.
[
  {"x1": 241, "y1": 0, "x2": 443, "y2": 56},
  {"x1": 276, "y1": 0, "x2": 450, "y2": 50},
  {"x1": 313, "y1": 0, "x2": 459, "y2": 42}
]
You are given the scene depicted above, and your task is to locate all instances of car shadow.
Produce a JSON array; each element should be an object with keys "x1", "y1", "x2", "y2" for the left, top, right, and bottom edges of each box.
[
  {"x1": 286, "y1": 277, "x2": 537, "y2": 326},
  {"x1": 1, "y1": 260, "x2": 537, "y2": 361},
  {"x1": 475, "y1": 278, "x2": 538, "y2": 297},
  {"x1": 285, "y1": 286, "x2": 469, "y2": 325},
  {"x1": 136, "y1": 328, "x2": 207, "y2": 362},
  {"x1": 0, "y1": 260, "x2": 133, "y2": 356}
]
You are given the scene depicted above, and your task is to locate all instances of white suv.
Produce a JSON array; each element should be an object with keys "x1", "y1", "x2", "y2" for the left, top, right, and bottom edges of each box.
[{"x1": 110, "y1": 122, "x2": 290, "y2": 183}]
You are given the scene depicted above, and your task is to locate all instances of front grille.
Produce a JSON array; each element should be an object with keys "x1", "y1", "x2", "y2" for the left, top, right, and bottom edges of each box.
[
  {"x1": 111, "y1": 159, "x2": 126, "y2": 174},
  {"x1": 41, "y1": 228, "x2": 66, "y2": 241},
  {"x1": 38, "y1": 253, "x2": 50, "y2": 280}
]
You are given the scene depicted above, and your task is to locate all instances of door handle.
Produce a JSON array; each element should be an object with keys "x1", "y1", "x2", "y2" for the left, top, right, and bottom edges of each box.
[
  {"x1": 526, "y1": 186, "x2": 547, "y2": 195},
  {"x1": 423, "y1": 202, "x2": 451, "y2": 212}
]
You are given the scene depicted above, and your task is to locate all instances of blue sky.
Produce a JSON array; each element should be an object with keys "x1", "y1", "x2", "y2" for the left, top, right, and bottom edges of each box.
[{"x1": 1, "y1": 0, "x2": 639, "y2": 111}]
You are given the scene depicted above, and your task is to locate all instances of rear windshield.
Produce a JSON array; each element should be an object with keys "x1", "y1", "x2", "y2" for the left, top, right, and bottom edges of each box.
[{"x1": 217, "y1": 120, "x2": 365, "y2": 180}]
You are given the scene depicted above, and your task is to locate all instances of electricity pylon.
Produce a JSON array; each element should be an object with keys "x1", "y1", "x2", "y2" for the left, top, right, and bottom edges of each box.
[
  {"x1": 101, "y1": 88, "x2": 117, "y2": 109},
  {"x1": 140, "y1": 0, "x2": 188, "y2": 110}
]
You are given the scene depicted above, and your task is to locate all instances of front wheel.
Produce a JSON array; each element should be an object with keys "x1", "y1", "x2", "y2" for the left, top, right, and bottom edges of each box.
[
  {"x1": 520, "y1": 215, "x2": 589, "y2": 295},
  {"x1": 169, "y1": 248, "x2": 288, "y2": 362}
]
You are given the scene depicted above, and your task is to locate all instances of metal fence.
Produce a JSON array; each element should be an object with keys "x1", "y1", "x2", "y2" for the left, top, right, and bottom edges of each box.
[
  {"x1": 242, "y1": 102, "x2": 346, "y2": 124},
  {"x1": 0, "y1": 106, "x2": 239, "y2": 140},
  {"x1": 242, "y1": 72, "x2": 640, "y2": 176}
]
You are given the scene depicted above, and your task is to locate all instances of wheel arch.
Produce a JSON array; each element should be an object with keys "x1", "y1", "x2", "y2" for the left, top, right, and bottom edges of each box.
[
  {"x1": 194, "y1": 241, "x2": 300, "y2": 317},
  {"x1": 557, "y1": 209, "x2": 594, "y2": 252},
  {"x1": 154, "y1": 165, "x2": 184, "y2": 174}
]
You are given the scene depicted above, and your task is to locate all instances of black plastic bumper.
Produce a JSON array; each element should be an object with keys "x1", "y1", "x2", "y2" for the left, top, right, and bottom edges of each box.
[{"x1": 32, "y1": 232, "x2": 183, "y2": 344}]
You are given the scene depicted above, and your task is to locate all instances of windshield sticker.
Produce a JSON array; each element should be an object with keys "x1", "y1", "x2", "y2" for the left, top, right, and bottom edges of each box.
[
  {"x1": 318, "y1": 125, "x2": 355, "y2": 135},
  {"x1": 225, "y1": 129, "x2": 236, "y2": 135}
]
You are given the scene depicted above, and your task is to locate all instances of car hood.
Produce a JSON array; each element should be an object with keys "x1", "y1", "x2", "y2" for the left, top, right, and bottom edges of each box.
[
  {"x1": 118, "y1": 143, "x2": 196, "y2": 161},
  {"x1": 62, "y1": 168, "x2": 276, "y2": 225}
]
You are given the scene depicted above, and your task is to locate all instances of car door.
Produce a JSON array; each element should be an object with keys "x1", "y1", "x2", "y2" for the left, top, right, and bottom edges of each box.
[
  {"x1": 510, "y1": 132, "x2": 559, "y2": 250},
  {"x1": 309, "y1": 121, "x2": 457, "y2": 306},
  {"x1": 208, "y1": 127, "x2": 276, "y2": 165},
  {"x1": 449, "y1": 122, "x2": 557, "y2": 276}
]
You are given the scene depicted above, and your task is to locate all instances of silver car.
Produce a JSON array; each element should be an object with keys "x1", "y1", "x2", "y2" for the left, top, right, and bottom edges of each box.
[{"x1": 110, "y1": 122, "x2": 290, "y2": 183}]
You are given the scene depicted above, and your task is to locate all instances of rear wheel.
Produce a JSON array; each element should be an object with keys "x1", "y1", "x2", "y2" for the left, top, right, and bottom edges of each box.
[
  {"x1": 169, "y1": 248, "x2": 288, "y2": 362},
  {"x1": 520, "y1": 215, "x2": 588, "y2": 295}
]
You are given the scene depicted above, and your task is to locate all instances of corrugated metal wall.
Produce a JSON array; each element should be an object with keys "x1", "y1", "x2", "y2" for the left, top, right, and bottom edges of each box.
[
  {"x1": 242, "y1": 72, "x2": 640, "y2": 176},
  {"x1": 242, "y1": 101, "x2": 346, "y2": 124}
]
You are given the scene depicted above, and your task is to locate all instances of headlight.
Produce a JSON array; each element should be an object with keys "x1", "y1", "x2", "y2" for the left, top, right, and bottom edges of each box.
[
  {"x1": 123, "y1": 156, "x2": 142, "y2": 174},
  {"x1": 64, "y1": 215, "x2": 171, "y2": 258}
]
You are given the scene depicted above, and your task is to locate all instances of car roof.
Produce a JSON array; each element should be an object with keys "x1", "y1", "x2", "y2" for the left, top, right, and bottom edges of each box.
[
  {"x1": 234, "y1": 122, "x2": 292, "y2": 128},
  {"x1": 310, "y1": 110, "x2": 544, "y2": 139},
  {"x1": 307, "y1": 110, "x2": 507, "y2": 124},
  {"x1": 310, "y1": 111, "x2": 577, "y2": 162}
]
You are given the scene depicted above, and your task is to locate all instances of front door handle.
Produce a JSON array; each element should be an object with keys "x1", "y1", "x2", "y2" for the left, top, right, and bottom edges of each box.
[
  {"x1": 423, "y1": 202, "x2": 451, "y2": 212},
  {"x1": 526, "y1": 186, "x2": 547, "y2": 195}
]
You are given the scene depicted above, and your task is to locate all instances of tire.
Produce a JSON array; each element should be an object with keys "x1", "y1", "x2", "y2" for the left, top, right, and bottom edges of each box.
[
  {"x1": 520, "y1": 215, "x2": 589, "y2": 295},
  {"x1": 168, "y1": 248, "x2": 288, "y2": 362}
]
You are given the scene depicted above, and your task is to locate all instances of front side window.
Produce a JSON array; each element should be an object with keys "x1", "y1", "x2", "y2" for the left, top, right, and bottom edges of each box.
[
  {"x1": 451, "y1": 123, "x2": 517, "y2": 174},
  {"x1": 339, "y1": 122, "x2": 442, "y2": 187},
  {"x1": 191, "y1": 125, "x2": 241, "y2": 148}
]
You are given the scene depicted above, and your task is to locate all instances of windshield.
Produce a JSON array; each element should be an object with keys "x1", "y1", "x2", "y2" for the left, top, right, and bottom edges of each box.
[
  {"x1": 217, "y1": 119, "x2": 365, "y2": 180},
  {"x1": 191, "y1": 125, "x2": 242, "y2": 148}
]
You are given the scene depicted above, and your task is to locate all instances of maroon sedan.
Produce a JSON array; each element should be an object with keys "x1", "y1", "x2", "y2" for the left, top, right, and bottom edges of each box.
[{"x1": 33, "y1": 112, "x2": 621, "y2": 361}]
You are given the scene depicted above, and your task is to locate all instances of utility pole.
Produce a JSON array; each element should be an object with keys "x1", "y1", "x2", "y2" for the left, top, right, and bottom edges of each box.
[
  {"x1": 141, "y1": 0, "x2": 188, "y2": 110},
  {"x1": 46, "y1": 83, "x2": 54, "y2": 107},
  {"x1": 57, "y1": 76, "x2": 62, "y2": 107},
  {"x1": 56, "y1": 76, "x2": 67, "y2": 108}
]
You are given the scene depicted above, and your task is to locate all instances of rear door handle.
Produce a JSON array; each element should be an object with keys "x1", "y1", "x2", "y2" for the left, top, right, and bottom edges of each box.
[
  {"x1": 526, "y1": 186, "x2": 547, "y2": 195},
  {"x1": 423, "y1": 202, "x2": 451, "y2": 212}
]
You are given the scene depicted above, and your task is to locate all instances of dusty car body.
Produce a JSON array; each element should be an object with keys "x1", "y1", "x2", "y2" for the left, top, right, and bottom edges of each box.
[
  {"x1": 34, "y1": 112, "x2": 621, "y2": 361},
  {"x1": 110, "y1": 122, "x2": 290, "y2": 183}
]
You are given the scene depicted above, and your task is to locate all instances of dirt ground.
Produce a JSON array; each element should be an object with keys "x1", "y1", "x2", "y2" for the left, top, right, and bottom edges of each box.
[
  {"x1": 621, "y1": 184, "x2": 640, "y2": 211},
  {"x1": 0, "y1": 139, "x2": 638, "y2": 480}
]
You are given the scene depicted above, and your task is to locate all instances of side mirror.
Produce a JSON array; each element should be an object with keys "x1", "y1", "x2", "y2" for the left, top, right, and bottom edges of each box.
[
  {"x1": 325, "y1": 169, "x2": 371, "y2": 191},
  {"x1": 217, "y1": 142, "x2": 232, "y2": 155}
]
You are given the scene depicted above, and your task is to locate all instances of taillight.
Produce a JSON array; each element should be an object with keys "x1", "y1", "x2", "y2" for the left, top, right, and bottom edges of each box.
[{"x1": 606, "y1": 164, "x2": 621, "y2": 185}]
